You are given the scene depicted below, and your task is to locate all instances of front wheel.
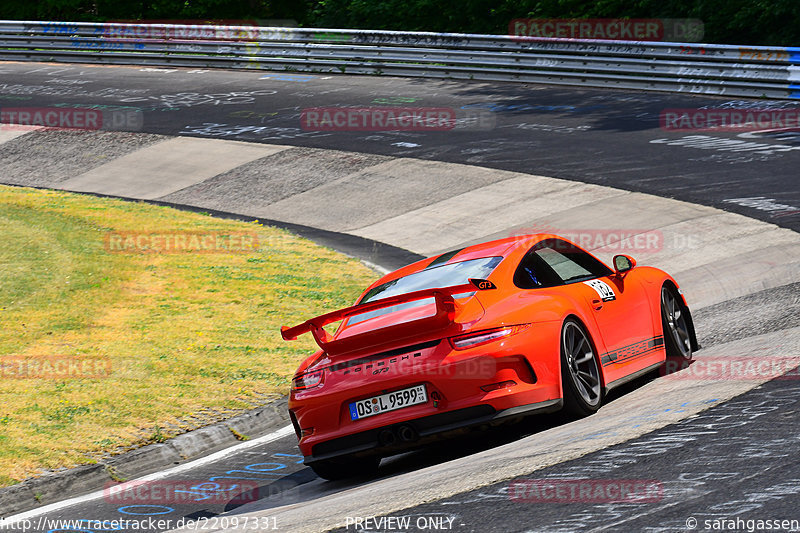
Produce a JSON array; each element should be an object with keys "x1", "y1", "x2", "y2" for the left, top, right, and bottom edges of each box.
[
  {"x1": 560, "y1": 318, "x2": 603, "y2": 417},
  {"x1": 660, "y1": 286, "x2": 693, "y2": 361},
  {"x1": 309, "y1": 455, "x2": 380, "y2": 481}
]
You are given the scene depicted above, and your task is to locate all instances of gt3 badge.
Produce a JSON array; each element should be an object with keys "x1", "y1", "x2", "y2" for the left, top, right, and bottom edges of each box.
[{"x1": 469, "y1": 278, "x2": 497, "y2": 290}]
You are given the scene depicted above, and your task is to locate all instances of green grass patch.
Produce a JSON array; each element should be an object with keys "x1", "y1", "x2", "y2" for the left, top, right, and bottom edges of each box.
[{"x1": 0, "y1": 185, "x2": 378, "y2": 486}]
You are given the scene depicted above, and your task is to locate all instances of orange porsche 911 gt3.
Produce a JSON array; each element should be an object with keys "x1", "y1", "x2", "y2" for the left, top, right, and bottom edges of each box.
[{"x1": 281, "y1": 233, "x2": 698, "y2": 480}]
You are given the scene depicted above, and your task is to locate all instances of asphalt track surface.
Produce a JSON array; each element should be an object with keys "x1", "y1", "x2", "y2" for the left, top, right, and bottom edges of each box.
[
  {"x1": 329, "y1": 370, "x2": 800, "y2": 533},
  {"x1": 0, "y1": 61, "x2": 798, "y2": 232},
  {"x1": 0, "y1": 61, "x2": 799, "y2": 532}
]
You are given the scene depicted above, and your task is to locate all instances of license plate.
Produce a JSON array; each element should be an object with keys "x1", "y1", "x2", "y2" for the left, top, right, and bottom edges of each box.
[{"x1": 349, "y1": 385, "x2": 427, "y2": 421}]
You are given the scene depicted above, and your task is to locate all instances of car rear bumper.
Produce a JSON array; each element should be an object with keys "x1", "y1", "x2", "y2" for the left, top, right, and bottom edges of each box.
[
  {"x1": 304, "y1": 397, "x2": 563, "y2": 465},
  {"x1": 291, "y1": 324, "x2": 565, "y2": 463}
]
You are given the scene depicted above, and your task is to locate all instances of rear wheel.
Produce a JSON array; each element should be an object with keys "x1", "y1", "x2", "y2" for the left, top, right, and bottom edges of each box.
[
  {"x1": 661, "y1": 286, "x2": 692, "y2": 361},
  {"x1": 309, "y1": 455, "x2": 380, "y2": 481},
  {"x1": 560, "y1": 319, "x2": 602, "y2": 417}
]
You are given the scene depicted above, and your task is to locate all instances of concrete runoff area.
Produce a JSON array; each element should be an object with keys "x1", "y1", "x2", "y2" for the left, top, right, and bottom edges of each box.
[
  {"x1": 351, "y1": 175, "x2": 627, "y2": 255},
  {"x1": 58, "y1": 137, "x2": 289, "y2": 199},
  {"x1": 255, "y1": 158, "x2": 508, "y2": 232},
  {"x1": 0, "y1": 130, "x2": 168, "y2": 188},
  {"x1": 159, "y1": 147, "x2": 394, "y2": 214}
]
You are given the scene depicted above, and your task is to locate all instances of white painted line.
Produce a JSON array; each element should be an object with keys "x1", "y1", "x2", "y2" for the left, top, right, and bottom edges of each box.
[{"x1": 2, "y1": 424, "x2": 295, "y2": 525}]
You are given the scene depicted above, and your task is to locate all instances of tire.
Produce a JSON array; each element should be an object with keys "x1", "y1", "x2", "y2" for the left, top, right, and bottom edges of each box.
[
  {"x1": 660, "y1": 286, "x2": 693, "y2": 361},
  {"x1": 309, "y1": 455, "x2": 380, "y2": 481},
  {"x1": 560, "y1": 318, "x2": 603, "y2": 417}
]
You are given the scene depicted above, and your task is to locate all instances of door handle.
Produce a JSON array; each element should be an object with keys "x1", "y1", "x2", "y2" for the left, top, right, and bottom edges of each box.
[{"x1": 591, "y1": 298, "x2": 603, "y2": 310}]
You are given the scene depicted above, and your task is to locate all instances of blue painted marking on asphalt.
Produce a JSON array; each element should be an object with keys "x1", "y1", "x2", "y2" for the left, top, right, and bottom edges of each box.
[
  {"x1": 787, "y1": 47, "x2": 800, "y2": 64},
  {"x1": 117, "y1": 505, "x2": 174, "y2": 515},
  {"x1": 244, "y1": 462, "x2": 287, "y2": 471},
  {"x1": 207, "y1": 455, "x2": 296, "y2": 482}
]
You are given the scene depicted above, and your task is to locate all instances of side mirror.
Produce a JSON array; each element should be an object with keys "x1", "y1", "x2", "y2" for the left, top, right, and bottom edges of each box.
[{"x1": 613, "y1": 254, "x2": 637, "y2": 274}]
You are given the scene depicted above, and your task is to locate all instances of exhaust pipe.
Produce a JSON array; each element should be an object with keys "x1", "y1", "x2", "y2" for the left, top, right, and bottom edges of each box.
[
  {"x1": 397, "y1": 425, "x2": 418, "y2": 442},
  {"x1": 378, "y1": 429, "x2": 397, "y2": 446}
]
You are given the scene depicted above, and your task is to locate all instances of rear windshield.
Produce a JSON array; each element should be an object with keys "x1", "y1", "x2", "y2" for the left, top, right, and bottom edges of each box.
[
  {"x1": 347, "y1": 256, "x2": 502, "y2": 326},
  {"x1": 360, "y1": 256, "x2": 503, "y2": 304}
]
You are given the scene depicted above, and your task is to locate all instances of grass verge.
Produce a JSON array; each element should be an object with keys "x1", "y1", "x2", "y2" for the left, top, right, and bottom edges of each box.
[{"x1": 0, "y1": 185, "x2": 378, "y2": 487}]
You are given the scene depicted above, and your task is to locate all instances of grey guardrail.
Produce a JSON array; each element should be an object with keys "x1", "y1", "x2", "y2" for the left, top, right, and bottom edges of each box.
[{"x1": 1, "y1": 20, "x2": 799, "y2": 99}]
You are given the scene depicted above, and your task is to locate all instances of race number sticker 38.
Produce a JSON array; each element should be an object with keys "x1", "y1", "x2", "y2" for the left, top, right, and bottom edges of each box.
[{"x1": 584, "y1": 279, "x2": 616, "y2": 301}]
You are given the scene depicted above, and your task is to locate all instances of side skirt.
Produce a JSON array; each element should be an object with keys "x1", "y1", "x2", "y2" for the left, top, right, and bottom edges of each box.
[{"x1": 603, "y1": 361, "x2": 663, "y2": 393}]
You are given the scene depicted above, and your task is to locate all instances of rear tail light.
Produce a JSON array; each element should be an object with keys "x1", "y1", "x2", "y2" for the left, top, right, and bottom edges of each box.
[
  {"x1": 449, "y1": 324, "x2": 531, "y2": 350},
  {"x1": 291, "y1": 369, "x2": 324, "y2": 391}
]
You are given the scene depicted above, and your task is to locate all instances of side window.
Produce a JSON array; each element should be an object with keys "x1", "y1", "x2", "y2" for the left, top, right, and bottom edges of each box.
[
  {"x1": 513, "y1": 250, "x2": 561, "y2": 289},
  {"x1": 514, "y1": 239, "x2": 612, "y2": 289},
  {"x1": 536, "y1": 247, "x2": 593, "y2": 281}
]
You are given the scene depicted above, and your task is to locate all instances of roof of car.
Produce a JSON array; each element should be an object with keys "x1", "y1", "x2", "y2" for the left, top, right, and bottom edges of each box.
[{"x1": 364, "y1": 233, "x2": 550, "y2": 290}]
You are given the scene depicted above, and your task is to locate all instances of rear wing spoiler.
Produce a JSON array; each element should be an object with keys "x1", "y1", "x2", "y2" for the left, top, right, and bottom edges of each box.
[{"x1": 280, "y1": 279, "x2": 495, "y2": 356}]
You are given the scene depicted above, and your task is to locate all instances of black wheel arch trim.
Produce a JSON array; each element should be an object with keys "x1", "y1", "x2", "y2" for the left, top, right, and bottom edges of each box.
[{"x1": 662, "y1": 280, "x2": 701, "y2": 352}]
